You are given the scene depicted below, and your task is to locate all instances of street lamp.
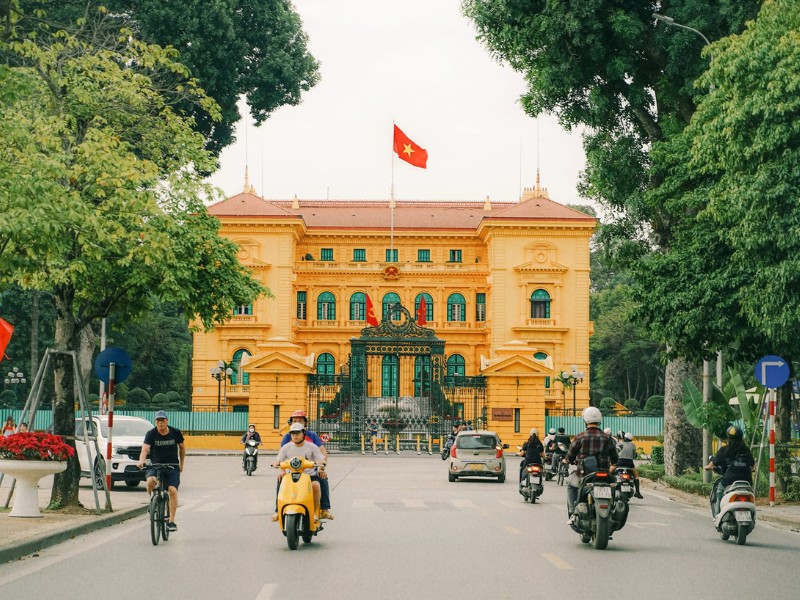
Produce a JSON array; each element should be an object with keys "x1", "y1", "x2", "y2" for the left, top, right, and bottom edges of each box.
[
  {"x1": 555, "y1": 365, "x2": 584, "y2": 416},
  {"x1": 652, "y1": 13, "x2": 712, "y2": 48},
  {"x1": 210, "y1": 360, "x2": 233, "y2": 412},
  {"x1": 4, "y1": 367, "x2": 27, "y2": 402}
]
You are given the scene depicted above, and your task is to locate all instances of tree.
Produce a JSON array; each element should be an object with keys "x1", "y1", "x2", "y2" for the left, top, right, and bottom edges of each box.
[
  {"x1": 0, "y1": 22, "x2": 267, "y2": 509},
  {"x1": 462, "y1": 0, "x2": 760, "y2": 475},
  {"x1": 12, "y1": 0, "x2": 320, "y2": 156}
]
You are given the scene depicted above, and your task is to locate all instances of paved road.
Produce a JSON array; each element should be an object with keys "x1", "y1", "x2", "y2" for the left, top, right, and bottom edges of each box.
[{"x1": 1, "y1": 455, "x2": 798, "y2": 600}]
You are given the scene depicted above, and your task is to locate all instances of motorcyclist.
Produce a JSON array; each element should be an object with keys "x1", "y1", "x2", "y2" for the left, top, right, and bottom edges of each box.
[
  {"x1": 241, "y1": 424, "x2": 262, "y2": 469},
  {"x1": 550, "y1": 427, "x2": 571, "y2": 473},
  {"x1": 272, "y1": 423, "x2": 326, "y2": 519},
  {"x1": 518, "y1": 428, "x2": 544, "y2": 484},
  {"x1": 542, "y1": 427, "x2": 556, "y2": 453},
  {"x1": 613, "y1": 432, "x2": 643, "y2": 499},
  {"x1": 563, "y1": 406, "x2": 618, "y2": 524},
  {"x1": 279, "y1": 410, "x2": 334, "y2": 520},
  {"x1": 704, "y1": 425, "x2": 755, "y2": 517}
]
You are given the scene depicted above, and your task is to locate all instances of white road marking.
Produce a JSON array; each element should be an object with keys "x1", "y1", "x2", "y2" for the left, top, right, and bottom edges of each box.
[
  {"x1": 352, "y1": 498, "x2": 376, "y2": 509},
  {"x1": 403, "y1": 498, "x2": 426, "y2": 508},
  {"x1": 256, "y1": 583, "x2": 279, "y2": 600},
  {"x1": 497, "y1": 499, "x2": 526, "y2": 510},
  {"x1": 504, "y1": 525, "x2": 521, "y2": 534},
  {"x1": 628, "y1": 521, "x2": 669, "y2": 528},
  {"x1": 640, "y1": 506, "x2": 679, "y2": 516},
  {"x1": 541, "y1": 552, "x2": 574, "y2": 570},
  {"x1": 194, "y1": 501, "x2": 225, "y2": 512},
  {"x1": 451, "y1": 498, "x2": 477, "y2": 509}
]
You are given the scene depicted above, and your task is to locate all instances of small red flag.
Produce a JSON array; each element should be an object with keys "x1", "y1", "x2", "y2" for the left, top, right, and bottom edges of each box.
[
  {"x1": 393, "y1": 125, "x2": 428, "y2": 169},
  {"x1": 416, "y1": 296, "x2": 427, "y2": 326},
  {"x1": 365, "y1": 295, "x2": 379, "y2": 327},
  {"x1": 0, "y1": 317, "x2": 14, "y2": 362}
]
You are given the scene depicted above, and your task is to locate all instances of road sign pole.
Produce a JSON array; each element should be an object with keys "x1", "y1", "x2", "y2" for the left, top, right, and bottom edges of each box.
[
  {"x1": 769, "y1": 388, "x2": 776, "y2": 507},
  {"x1": 106, "y1": 362, "x2": 115, "y2": 503}
]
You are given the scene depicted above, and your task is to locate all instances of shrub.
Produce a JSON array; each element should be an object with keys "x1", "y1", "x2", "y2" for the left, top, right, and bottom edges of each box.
[
  {"x1": 152, "y1": 392, "x2": 168, "y2": 406},
  {"x1": 599, "y1": 397, "x2": 617, "y2": 409},
  {"x1": 623, "y1": 398, "x2": 641, "y2": 412},
  {"x1": 644, "y1": 395, "x2": 664, "y2": 414},
  {"x1": 651, "y1": 445, "x2": 664, "y2": 464},
  {"x1": 126, "y1": 388, "x2": 151, "y2": 408},
  {"x1": 0, "y1": 390, "x2": 17, "y2": 407}
]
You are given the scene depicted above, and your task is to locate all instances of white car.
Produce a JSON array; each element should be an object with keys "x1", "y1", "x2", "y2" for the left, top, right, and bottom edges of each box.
[{"x1": 75, "y1": 415, "x2": 153, "y2": 490}]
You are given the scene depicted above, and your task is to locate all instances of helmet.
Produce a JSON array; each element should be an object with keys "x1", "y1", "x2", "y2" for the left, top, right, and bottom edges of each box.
[
  {"x1": 582, "y1": 407, "x2": 603, "y2": 425},
  {"x1": 617, "y1": 430, "x2": 625, "y2": 439},
  {"x1": 530, "y1": 428, "x2": 538, "y2": 437},
  {"x1": 624, "y1": 432, "x2": 634, "y2": 441},
  {"x1": 603, "y1": 427, "x2": 612, "y2": 435},
  {"x1": 290, "y1": 410, "x2": 308, "y2": 423},
  {"x1": 557, "y1": 427, "x2": 565, "y2": 434},
  {"x1": 289, "y1": 422, "x2": 306, "y2": 433},
  {"x1": 548, "y1": 428, "x2": 556, "y2": 435},
  {"x1": 727, "y1": 425, "x2": 743, "y2": 440}
]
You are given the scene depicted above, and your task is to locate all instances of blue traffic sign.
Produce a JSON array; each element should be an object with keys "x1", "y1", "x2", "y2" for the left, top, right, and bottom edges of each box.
[
  {"x1": 94, "y1": 347, "x2": 132, "y2": 384},
  {"x1": 755, "y1": 355, "x2": 790, "y2": 389}
]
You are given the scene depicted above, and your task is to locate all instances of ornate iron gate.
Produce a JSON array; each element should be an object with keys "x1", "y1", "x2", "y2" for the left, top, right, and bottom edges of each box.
[{"x1": 307, "y1": 304, "x2": 486, "y2": 451}]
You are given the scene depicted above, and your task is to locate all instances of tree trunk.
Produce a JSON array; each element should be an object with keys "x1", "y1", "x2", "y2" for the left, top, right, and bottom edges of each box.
[
  {"x1": 663, "y1": 356, "x2": 702, "y2": 476},
  {"x1": 30, "y1": 291, "x2": 39, "y2": 385}
]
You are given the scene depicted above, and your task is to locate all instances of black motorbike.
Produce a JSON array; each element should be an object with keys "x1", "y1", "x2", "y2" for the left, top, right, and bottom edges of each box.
[
  {"x1": 614, "y1": 466, "x2": 635, "y2": 502},
  {"x1": 441, "y1": 435, "x2": 456, "y2": 460},
  {"x1": 519, "y1": 462, "x2": 544, "y2": 503},
  {"x1": 569, "y1": 458, "x2": 628, "y2": 550},
  {"x1": 243, "y1": 439, "x2": 260, "y2": 476}
]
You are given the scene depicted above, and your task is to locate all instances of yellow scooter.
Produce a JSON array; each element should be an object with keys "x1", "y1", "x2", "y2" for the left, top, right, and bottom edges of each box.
[{"x1": 274, "y1": 457, "x2": 324, "y2": 550}]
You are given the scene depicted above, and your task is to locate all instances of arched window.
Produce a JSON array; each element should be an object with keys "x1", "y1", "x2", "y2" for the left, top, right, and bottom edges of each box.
[
  {"x1": 317, "y1": 291, "x2": 336, "y2": 320},
  {"x1": 534, "y1": 352, "x2": 548, "y2": 360},
  {"x1": 414, "y1": 355, "x2": 432, "y2": 396},
  {"x1": 230, "y1": 349, "x2": 251, "y2": 385},
  {"x1": 350, "y1": 292, "x2": 366, "y2": 321},
  {"x1": 447, "y1": 293, "x2": 466, "y2": 322},
  {"x1": 317, "y1": 353, "x2": 335, "y2": 385},
  {"x1": 414, "y1": 292, "x2": 433, "y2": 322},
  {"x1": 382, "y1": 355, "x2": 399, "y2": 396},
  {"x1": 530, "y1": 289, "x2": 551, "y2": 319},
  {"x1": 447, "y1": 354, "x2": 465, "y2": 377},
  {"x1": 382, "y1": 292, "x2": 401, "y2": 320}
]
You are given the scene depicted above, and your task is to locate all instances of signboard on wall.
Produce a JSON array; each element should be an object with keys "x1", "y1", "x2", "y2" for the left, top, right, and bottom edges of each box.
[{"x1": 492, "y1": 408, "x2": 513, "y2": 421}]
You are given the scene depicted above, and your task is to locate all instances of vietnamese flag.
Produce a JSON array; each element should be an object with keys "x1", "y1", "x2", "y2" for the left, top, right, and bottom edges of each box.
[
  {"x1": 393, "y1": 125, "x2": 428, "y2": 169},
  {"x1": 0, "y1": 317, "x2": 14, "y2": 362},
  {"x1": 365, "y1": 294, "x2": 379, "y2": 326},
  {"x1": 416, "y1": 296, "x2": 427, "y2": 325}
]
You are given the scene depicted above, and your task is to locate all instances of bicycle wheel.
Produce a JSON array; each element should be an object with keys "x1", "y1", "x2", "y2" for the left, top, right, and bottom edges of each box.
[
  {"x1": 149, "y1": 494, "x2": 161, "y2": 546},
  {"x1": 160, "y1": 493, "x2": 170, "y2": 541},
  {"x1": 557, "y1": 467, "x2": 565, "y2": 486}
]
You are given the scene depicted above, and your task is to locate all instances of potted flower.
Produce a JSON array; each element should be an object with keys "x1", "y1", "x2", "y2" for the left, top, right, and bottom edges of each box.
[{"x1": 0, "y1": 432, "x2": 75, "y2": 518}]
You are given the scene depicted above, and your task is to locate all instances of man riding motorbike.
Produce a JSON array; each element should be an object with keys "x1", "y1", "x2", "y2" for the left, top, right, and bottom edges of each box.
[
  {"x1": 704, "y1": 425, "x2": 755, "y2": 517},
  {"x1": 563, "y1": 407, "x2": 618, "y2": 524},
  {"x1": 241, "y1": 424, "x2": 262, "y2": 470},
  {"x1": 613, "y1": 432, "x2": 643, "y2": 499},
  {"x1": 550, "y1": 427, "x2": 571, "y2": 473}
]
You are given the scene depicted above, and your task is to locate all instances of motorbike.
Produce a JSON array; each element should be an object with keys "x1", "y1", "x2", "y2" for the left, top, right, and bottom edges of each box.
[
  {"x1": 274, "y1": 457, "x2": 325, "y2": 550},
  {"x1": 441, "y1": 435, "x2": 456, "y2": 460},
  {"x1": 242, "y1": 439, "x2": 260, "y2": 476},
  {"x1": 516, "y1": 445, "x2": 544, "y2": 503},
  {"x1": 709, "y1": 459, "x2": 756, "y2": 545},
  {"x1": 614, "y1": 466, "x2": 635, "y2": 502},
  {"x1": 569, "y1": 457, "x2": 628, "y2": 550}
]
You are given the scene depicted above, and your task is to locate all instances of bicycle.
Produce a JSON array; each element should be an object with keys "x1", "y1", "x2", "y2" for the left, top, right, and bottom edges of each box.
[
  {"x1": 144, "y1": 464, "x2": 179, "y2": 546},
  {"x1": 556, "y1": 460, "x2": 570, "y2": 486}
]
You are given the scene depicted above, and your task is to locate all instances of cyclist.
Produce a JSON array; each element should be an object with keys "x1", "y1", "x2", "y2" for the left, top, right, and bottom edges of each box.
[
  {"x1": 280, "y1": 410, "x2": 333, "y2": 520},
  {"x1": 137, "y1": 410, "x2": 185, "y2": 532}
]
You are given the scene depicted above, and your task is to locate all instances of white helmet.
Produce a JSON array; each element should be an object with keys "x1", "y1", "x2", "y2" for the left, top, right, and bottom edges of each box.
[
  {"x1": 583, "y1": 407, "x2": 603, "y2": 425},
  {"x1": 624, "y1": 432, "x2": 634, "y2": 441},
  {"x1": 548, "y1": 428, "x2": 556, "y2": 434},
  {"x1": 603, "y1": 427, "x2": 612, "y2": 435},
  {"x1": 529, "y1": 428, "x2": 538, "y2": 436}
]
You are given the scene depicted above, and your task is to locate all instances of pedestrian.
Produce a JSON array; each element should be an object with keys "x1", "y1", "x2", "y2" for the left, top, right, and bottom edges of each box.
[
  {"x1": 18, "y1": 422, "x2": 28, "y2": 433},
  {"x1": 2, "y1": 416, "x2": 15, "y2": 437}
]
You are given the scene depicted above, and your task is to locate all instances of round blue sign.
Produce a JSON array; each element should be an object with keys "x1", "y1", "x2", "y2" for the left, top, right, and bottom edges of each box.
[
  {"x1": 94, "y1": 347, "x2": 132, "y2": 384},
  {"x1": 754, "y1": 355, "x2": 790, "y2": 389}
]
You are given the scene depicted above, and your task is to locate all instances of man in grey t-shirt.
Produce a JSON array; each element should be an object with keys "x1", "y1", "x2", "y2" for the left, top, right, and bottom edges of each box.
[{"x1": 271, "y1": 422, "x2": 327, "y2": 520}]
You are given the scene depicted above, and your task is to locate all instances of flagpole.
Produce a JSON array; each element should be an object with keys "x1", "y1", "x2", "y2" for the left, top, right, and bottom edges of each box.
[{"x1": 390, "y1": 121, "x2": 395, "y2": 255}]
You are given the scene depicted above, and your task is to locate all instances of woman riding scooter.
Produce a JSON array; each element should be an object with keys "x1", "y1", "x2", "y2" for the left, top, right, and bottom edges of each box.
[
  {"x1": 241, "y1": 424, "x2": 262, "y2": 472},
  {"x1": 704, "y1": 425, "x2": 754, "y2": 516}
]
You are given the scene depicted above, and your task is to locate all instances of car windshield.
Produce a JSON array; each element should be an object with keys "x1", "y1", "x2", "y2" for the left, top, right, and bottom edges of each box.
[
  {"x1": 457, "y1": 435, "x2": 497, "y2": 450},
  {"x1": 98, "y1": 419, "x2": 152, "y2": 437}
]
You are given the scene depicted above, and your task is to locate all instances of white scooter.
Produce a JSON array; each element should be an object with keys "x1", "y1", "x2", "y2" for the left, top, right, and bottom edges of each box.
[{"x1": 710, "y1": 465, "x2": 756, "y2": 545}]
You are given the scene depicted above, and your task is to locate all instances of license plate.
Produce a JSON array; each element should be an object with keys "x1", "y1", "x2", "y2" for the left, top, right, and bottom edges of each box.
[
  {"x1": 734, "y1": 511, "x2": 752, "y2": 523},
  {"x1": 620, "y1": 484, "x2": 632, "y2": 492},
  {"x1": 467, "y1": 464, "x2": 484, "y2": 471},
  {"x1": 593, "y1": 486, "x2": 612, "y2": 499}
]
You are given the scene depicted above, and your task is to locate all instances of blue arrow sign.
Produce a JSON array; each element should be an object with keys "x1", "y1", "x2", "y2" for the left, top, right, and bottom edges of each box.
[
  {"x1": 754, "y1": 355, "x2": 790, "y2": 389},
  {"x1": 94, "y1": 347, "x2": 132, "y2": 384}
]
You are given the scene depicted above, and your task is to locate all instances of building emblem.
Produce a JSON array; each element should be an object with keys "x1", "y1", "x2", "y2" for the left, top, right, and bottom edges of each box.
[{"x1": 383, "y1": 265, "x2": 400, "y2": 280}]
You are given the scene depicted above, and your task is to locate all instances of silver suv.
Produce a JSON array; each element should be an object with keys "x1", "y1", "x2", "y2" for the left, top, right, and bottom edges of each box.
[
  {"x1": 447, "y1": 430, "x2": 508, "y2": 483},
  {"x1": 75, "y1": 415, "x2": 153, "y2": 490}
]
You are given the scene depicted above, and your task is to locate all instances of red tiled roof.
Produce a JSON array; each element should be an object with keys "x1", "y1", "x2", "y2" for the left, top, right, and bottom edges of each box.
[{"x1": 208, "y1": 192, "x2": 594, "y2": 230}]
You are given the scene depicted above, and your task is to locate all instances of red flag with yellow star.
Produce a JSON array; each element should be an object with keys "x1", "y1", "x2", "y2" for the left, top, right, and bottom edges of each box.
[
  {"x1": 0, "y1": 317, "x2": 14, "y2": 362},
  {"x1": 365, "y1": 294, "x2": 379, "y2": 327},
  {"x1": 393, "y1": 125, "x2": 428, "y2": 169}
]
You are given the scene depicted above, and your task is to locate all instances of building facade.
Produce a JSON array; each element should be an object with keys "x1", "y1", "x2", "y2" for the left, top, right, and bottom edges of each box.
[{"x1": 192, "y1": 177, "x2": 596, "y2": 448}]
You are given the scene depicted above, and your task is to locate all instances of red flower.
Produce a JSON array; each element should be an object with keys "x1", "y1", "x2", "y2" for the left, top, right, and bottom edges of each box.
[{"x1": 0, "y1": 432, "x2": 75, "y2": 461}]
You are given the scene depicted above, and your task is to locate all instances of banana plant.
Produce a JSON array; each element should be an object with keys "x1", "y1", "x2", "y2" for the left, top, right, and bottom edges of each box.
[{"x1": 682, "y1": 376, "x2": 737, "y2": 439}]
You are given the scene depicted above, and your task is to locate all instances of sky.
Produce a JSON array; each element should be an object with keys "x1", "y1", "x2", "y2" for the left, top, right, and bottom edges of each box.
[{"x1": 207, "y1": 0, "x2": 587, "y2": 206}]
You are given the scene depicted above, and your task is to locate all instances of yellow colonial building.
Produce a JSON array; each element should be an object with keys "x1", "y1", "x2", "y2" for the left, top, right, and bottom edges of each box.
[{"x1": 192, "y1": 175, "x2": 595, "y2": 449}]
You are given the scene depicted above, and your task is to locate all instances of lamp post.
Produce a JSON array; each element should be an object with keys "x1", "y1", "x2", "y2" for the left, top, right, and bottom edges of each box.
[
  {"x1": 555, "y1": 365, "x2": 584, "y2": 416},
  {"x1": 210, "y1": 360, "x2": 233, "y2": 412},
  {"x1": 4, "y1": 367, "x2": 27, "y2": 402},
  {"x1": 652, "y1": 13, "x2": 712, "y2": 48}
]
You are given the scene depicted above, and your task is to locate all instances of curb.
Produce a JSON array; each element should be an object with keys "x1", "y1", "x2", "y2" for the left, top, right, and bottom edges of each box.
[{"x1": 0, "y1": 504, "x2": 148, "y2": 564}]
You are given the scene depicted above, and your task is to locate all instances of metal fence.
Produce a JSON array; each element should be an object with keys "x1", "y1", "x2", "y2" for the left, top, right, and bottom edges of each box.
[{"x1": 545, "y1": 415, "x2": 665, "y2": 438}]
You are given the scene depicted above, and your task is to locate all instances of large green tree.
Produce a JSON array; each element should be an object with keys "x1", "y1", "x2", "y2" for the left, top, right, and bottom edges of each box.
[
  {"x1": 462, "y1": 0, "x2": 760, "y2": 474},
  {"x1": 8, "y1": 0, "x2": 320, "y2": 155},
  {"x1": 0, "y1": 22, "x2": 266, "y2": 509}
]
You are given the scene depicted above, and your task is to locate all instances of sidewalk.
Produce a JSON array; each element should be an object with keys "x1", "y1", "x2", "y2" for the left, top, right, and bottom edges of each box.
[{"x1": 1, "y1": 455, "x2": 798, "y2": 564}]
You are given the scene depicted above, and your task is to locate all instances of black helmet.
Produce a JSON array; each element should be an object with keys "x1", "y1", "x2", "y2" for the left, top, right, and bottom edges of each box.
[
  {"x1": 557, "y1": 427, "x2": 565, "y2": 434},
  {"x1": 727, "y1": 425, "x2": 743, "y2": 440}
]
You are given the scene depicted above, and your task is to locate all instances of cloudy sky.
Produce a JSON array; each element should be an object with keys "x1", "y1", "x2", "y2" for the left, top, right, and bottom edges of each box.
[{"x1": 207, "y1": 0, "x2": 587, "y2": 205}]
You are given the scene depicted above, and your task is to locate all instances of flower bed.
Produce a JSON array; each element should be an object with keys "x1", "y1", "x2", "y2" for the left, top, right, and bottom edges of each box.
[{"x1": 0, "y1": 432, "x2": 75, "y2": 461}]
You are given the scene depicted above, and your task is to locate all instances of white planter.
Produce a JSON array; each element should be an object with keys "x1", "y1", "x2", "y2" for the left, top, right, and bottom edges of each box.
[{"x1": 0, "y1": 459, "x2": 68, "y2": 518}]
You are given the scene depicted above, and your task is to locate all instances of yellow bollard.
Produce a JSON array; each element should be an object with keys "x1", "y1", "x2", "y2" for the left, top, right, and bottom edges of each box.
[
  {"x1": 395, "y1": 434, "x2": 400, "y2": 454},
  {"x1": 384, "y1": 436, "x2": 389, "y2": 455},
  {"x1": 372, "y1": 435, "x2": 377, "y2": 454},
  {"x1": 416, "y1": 435, "x2": 421, "y2": 455},
  {"x1": 361, "y1": 434, "x2": 365, "y2": 455},
  {"x1": 428, "y1": 436, "x2": 432, "y2": 455}
]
